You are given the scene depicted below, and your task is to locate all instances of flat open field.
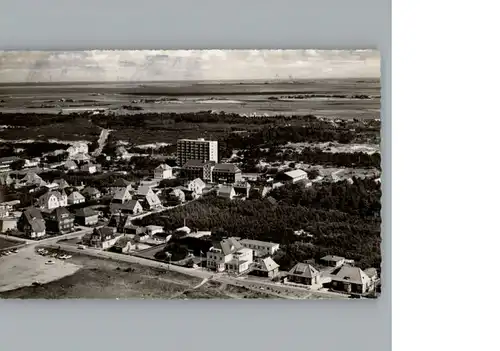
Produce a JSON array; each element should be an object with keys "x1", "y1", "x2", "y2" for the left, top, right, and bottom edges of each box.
[
  {"x1": 0, "y1": 249, "x2": 280, "y2": 299},
  {"x1": 0, "y1": 79, "x2": 380, "y2": 120}
]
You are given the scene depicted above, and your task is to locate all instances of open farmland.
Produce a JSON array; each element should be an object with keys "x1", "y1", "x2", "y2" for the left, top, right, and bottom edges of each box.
[{"x1": 0, "y1": 79, "x2": 379, "y2": 144}]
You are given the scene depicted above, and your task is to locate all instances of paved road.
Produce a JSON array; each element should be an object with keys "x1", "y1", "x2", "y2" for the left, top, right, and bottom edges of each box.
[
  {"x1": 41, "y1": 242, "x2": 347, "y2": 299},
  {"x1": 0, "y1": 226, "x2": 97, "y2": 248},
  {"x1": 42, "y1": 242, "x2": 212, "y2": 279}
]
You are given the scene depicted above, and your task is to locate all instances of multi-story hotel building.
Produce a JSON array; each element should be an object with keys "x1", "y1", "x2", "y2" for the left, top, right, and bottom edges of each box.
[{"x1": 177, "y1": 138, "x2": 218, "y2": 167}]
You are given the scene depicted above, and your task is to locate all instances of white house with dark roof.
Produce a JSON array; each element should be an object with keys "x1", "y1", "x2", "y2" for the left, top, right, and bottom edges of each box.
[
  {"x1": 110, "y1": 178, "x2": 133, "y2": 194},
  {"x1": 154, "y1": 164, "x2": 173, "y2": 180},
  {"x1": 110, "y1": 200, "x2": 143, "y2": 216},
  {"x1": 238, "y1": 239, "x2": 280, "y2": 257},
  {"x1": 18, "y1": 207, "x2": 46, "y2": 238},
  {"x1": 327, "y1": 265, "x2": 375, "y2": 295},
  {"x1": 74, "y1": 207, "x2": 99, "y2": 226},
  {"x1": 286, "y1": 262, "x2": 321, "y2": 286},
  {"x1": 16, "y1": 172, "x2": 47, "y2": 189},
  {"x1": 252, "y1": 257, "x2": 280, "y2": 278},
  {"x1": 135, "y1": 185, "x2": 162, "y2": 210},
  {"x1": 207, "y1": 238, "x2": 253, "y2": 274},
  {"x1": 112, "y1": 188, "x2": 132, "y2": 204},
  {"x1": 38, "y1": 190, "x2": 68, "y2": 210},
  {"x1": 67, "y1": 191, "x2": 85, "y2": 205}
]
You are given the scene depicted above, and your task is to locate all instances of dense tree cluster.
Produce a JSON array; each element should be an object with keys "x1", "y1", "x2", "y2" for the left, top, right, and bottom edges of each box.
[
  {"x1": 136, "y1": 179, "x2": 381, "y2": 270},
  {"x1": 238, "y1": 147, "x2": 381, "y2": 171},
  {"x1": 0, "y1": 142, "x2": 71, "y2": 158}
]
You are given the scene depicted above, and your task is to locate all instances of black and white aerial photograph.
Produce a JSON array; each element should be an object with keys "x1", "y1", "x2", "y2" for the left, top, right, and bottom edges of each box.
[{"x1": 0, "y1": 49, "x2": 381, "y2": 300}]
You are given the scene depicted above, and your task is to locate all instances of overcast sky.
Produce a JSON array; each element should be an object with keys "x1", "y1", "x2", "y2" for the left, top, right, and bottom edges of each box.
[{"x1": 0, "y1": 50, "x2": 380, "y2": 83}]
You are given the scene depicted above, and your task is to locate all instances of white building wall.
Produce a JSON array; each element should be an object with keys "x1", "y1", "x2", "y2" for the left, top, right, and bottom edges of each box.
[
  {"x1": 209, "y1": 141, "x2": 218, "y2": 163},
  {"x1": 47, "y1": 196, "x2": 60, "y2": 210}
]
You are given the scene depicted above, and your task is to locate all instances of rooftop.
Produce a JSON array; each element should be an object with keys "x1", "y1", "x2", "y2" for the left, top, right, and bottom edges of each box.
[
  {"x1": 320, "y1": 255, "x2": 345, "y2": 262},
  {"x1": 239, "y1": 238, "x2": 279, "y2": 248},
  {"x1": 213, "y1": 163, "x2": 241, "y2": 173},
  {"x1": 284, "y1": 169, "x2": 308, "y2": 179},
  {"x1": 75, "y1": 207, "x2": 98, "y2": 217},
  {"x1": 255, "y1": 257, "x2": 280, "y2": 272},
  {"x1": 288, "y1": 263, "x2": 320, "y2": 279},
  {"x1": 136, "y1": 185, "x2": 152, "y2": 197},
  {"x1": 212, "y1": 237, "x2": 243, "y2": 256},
  {"x1": 330, "y1": 265, "x2": 371, "y2": 285},
  {"x1": 113, "y1": 178, "x2": 132, "y2": 187},
  {"x1": 155, "y1": 164, "x2": 172, "y2": 170}
]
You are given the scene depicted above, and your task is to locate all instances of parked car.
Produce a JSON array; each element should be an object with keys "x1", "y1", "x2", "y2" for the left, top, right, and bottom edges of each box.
[
  {"x1": 78, "y1": 245, "x2": 86, "y2": 250},
  {"x1": 45, "y1": 260, "x2": 54, "y2": 265}
]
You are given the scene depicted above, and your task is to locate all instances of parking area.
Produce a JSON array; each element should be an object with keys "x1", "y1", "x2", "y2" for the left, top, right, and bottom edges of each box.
[{"x1": 0, "y1": 246, "x2": 81, "y2": 293}]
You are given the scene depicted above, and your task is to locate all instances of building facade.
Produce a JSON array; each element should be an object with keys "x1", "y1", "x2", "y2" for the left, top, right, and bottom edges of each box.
[
  {"x1": 212, "y1": 164, "x2": 242, "y2": 184},
  {"x1": 154, "y1": 164, "x2": 173, "y2": 180},
  {"x1": 177, "y1": 138, "x2": 218, "y2": 167},
  {"x1": 206, "y1": 238, "x2": 254, "y2": 274},
  {"x1": 251, "y1": 257, "x2": 280, "y2": 278},
  {"x1": 43, "y1": 207, "x2": 74, "y2": 234},
  {"x1": 38, "y1": 191, "x2": 68, "y2": 210},
  {"x1": 238, "y1": 239, "x2": 280, "y2": 257}
]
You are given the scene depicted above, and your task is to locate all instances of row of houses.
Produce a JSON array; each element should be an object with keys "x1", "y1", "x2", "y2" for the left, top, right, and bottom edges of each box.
[{"x1": 203, "y1": 237, "x2": 377, "y2": 295}]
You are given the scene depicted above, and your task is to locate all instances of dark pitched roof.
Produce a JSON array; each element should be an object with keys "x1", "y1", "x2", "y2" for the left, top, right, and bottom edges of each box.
[
  {"x1": 82, "y1": 186, "x2": 101, "y2": 195},
  {"x1": 49, "y1": 207, "x2": 72, "y2": 221},
  {"x1": 113, "y1": 188, "x2": 131, "y2": 202},
  {"x1": 122, "y1": 200, "x2": 141, "y2": 211},
  {"x1": 54, "y1": 179, "x2": 70, "y2": 188},
  {"x1": 254, "y1": 257, "x2": 280, "y2": 272},
  {"x1": 213, "y1": 163, "x2": 240, "y2": 173},
  {"x1": 213, "y1": 238, "x2": 242, "y2": 256},
  {"x1": 23, "y1": 207, "x2": 43, "y2": 222},
  {"x1": 288, "y1": 263, "x2": 320, "y2": 279},
  {"x1": 31, "y1": 219, "x2": 46, "y2": 233},
  {"x1": 94, "y1": 227, "x2": 117, "y2": 240},
  {"x1": 330, "y1": 266, "x2": 370, "y2": 285},
  {"x1": 68, "y1": 191, "x2": 85, "y2": 201},
  {"x1": 113, "y1": 178, "x2": 132, "y2": 187},
  {"x1": 75, "y1": 207, "x2": 98, "y2": 217}
]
